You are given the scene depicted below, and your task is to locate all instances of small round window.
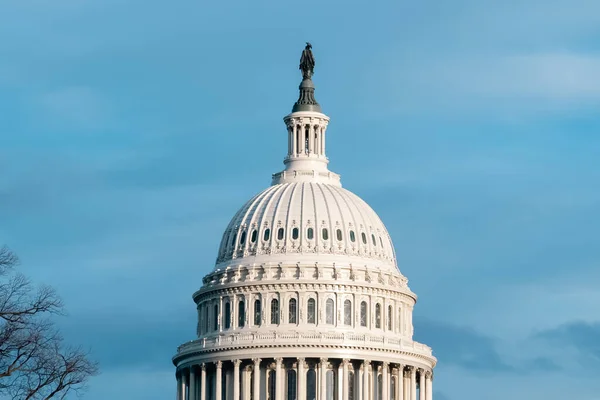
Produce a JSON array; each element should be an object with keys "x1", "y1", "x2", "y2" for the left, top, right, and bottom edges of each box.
[
  {"x1": 292, "y1": 228, "x2": 299, "y2": 240},
  {"x1": 277, "y1": 228, "x2": 285, "y2": 240},
  {"x1": 336, "y1": 229, "x2": 343, "y2": 241},
  {"x1": 263, "y1": 229, "x2": 270, "y2": 241},
  {"x1": 322, "y1": 228, "x2": 329, "y2": 241},
  {"x1": 307, "y1": 228, "x2": 314, "y2": 240},
  {"x1": 350, "y1": 230, "x2": 356, "y2": 242},
  {"x1": 250, "y1": 230, "x2": 257, "y2": 243},
  {"x1": 361, "y1": 232, "x2": 367, "y2": 244}
]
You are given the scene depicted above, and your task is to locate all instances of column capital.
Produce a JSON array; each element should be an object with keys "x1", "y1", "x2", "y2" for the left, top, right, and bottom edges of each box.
[
  {"x1": 234, "y1": 359, "x2": 242, "y2": 367},
  {"x1": 382, "y1": 361, "x2": 389, "y2": 368},
  {"x1": 215, "y1": 360, "x2": 222, "y2": 369},
  {"x1": 253, "y1": 358, "x2": 261, "y2": 365},
  {"x1": 364, "y1": 359, "x2": 371, "y2": 366},
  {"x1": 200, "y1": 363, "x2": 206, "y2": 371},
  {"x1": 297, "y1": 357, "x2": 307, "y2": 368},
  {"x1": 320, "y1": 357, "x2": 328, "y2": 366},
  {"x1": 275, "y1": 357, "x2": 283, "y2": 366},
  {"x1": 342, "y1": 358, "x2": 351, "y2": 367}
]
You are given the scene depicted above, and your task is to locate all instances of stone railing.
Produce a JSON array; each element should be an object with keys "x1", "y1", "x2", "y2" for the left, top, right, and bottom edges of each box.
[{"x1": 176, "y1": 331, "x2": 432, "y2": 356}]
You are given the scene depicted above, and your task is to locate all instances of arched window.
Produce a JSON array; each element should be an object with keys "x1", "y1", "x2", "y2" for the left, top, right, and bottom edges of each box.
[
  {"x1": 375, "y1": 303, "x2": 382, "y2": 329},
  {"x1": 348, "y1": 370, "x2": 355, "y2": 400},
  {"x1": 307, "y1": 298, "x2": 316, "y2": 324},
  {"x1": 326, "y1": 299, "x2": 334, "y2": 325},
  {"x1": 307, "y1": 227, "x2": 314, "y2": 240},
  {"x1": 263, "y1": 228, "x2": 270, "y2": 241},
  {"x1": 238, "y1": 299, "x2": 245, "y2": 328},
  {"x1": 361, "y1": 232, "x2": 367, "y2": 244},
  {"x1": 322, "y1": 228, "x2": 329, "y2": 241},
  {"x1": 360, "y1": 301, "x2": 368, "y2": 327},
  {"x1": 277, "y1": 227, "x2": 284, "y2": 240},
  {"x1": 254, "y1": 299, "x2": 262, "y2": 326},
  {"x1": 388, "y1": 305, "x2": 393, "y2": 331},
  {"x1": 289, "y1": 298, "x2": 297, "y2": 324},
  {"x1": 250, "y1": 229, "x2": 257, "y2": 243},
  {"x1": 326, "y1": 370, "x2": 336, "y2": 400},
  {"x1": 224, "y1": 301, "x2": 231, "y2": 329},
  {"x1": 349, "y1": 230, "x2": 356, "y2": 242},
  {"x1": 344, "y1": 300, "x2": 352, "y2": 326},
  {"x1": 292, "y1": 227, "x2": 299, "y2": 240},
  {"x1": 271, "y1": 299, "x2": 280, "y2": 324},
  {"x1": 336, "y1": 229, "x2": 343, "y2": 241},
  {"x1": 287, "y1": 369, "x2": 297, "y2": 400},
  {"x1": 306, "y1": 368, "x2": 317, "y2": 400},
  {"x1": 213, "y1": 304, "x2": 219, "y2": 331},
  {"x1": 240, "y1": 231, "x2": 246, "y2": 245},
  {"x1": 268, "y1": 370, "x2": 276, "y2": 400},
  {"x1": 372, "y1": 233, "x2": 377, "y2": 246}
]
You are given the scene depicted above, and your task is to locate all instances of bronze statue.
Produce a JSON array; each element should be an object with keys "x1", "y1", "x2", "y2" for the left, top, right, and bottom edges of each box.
[{"x1": 299, "y1": 42, "x2": 315, "y2": 80}]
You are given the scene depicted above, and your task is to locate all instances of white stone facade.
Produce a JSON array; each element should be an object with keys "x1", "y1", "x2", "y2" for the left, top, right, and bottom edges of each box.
[{"x1": 173, "y1": 59, "x2": 436, "y2": 400}]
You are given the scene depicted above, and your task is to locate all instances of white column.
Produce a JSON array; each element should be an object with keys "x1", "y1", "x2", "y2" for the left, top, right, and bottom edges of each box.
[
  {"x1": 308, "y1": 124, "x2": 314, "y2": 154},
  {"x1": 200, "y1": 364, "x2": 206, "y2": 400},
  {"x1": 177, "y1": 373, "x2": 182, "y2": 400},
  {"x1": 298, "y1": 358, "x2": 306, "y2": 400},
  {"x1": 403, "y1": 369, "x2": 409, "y2": 400},
  {"x1": 320, "y1": 358, "x2": 327, "y2": 400},
  {"x1": 215, "y1": 361, "x2": 222, "y2": 400},
  {"x1": 362, "y1": 361, "x2": 370, "y2": 400},
  {"x1": 233, "y1": 360, "x2": 241, "y2": 400},
  {"x1": 409, "y1": 367, "x2": 416, "y2": 400},
  {"x1": 425, "y1": 372, "x2": 432, "y2": 400},
  {"x1": 419, "y1": 370, "x2": 425, "y2": 400},
  {"x1": 342, "y1": 359, "x2": 350, "y2": 400},
  {"x1": 397, "y1": 366, "x2": 403, "y2": 400},
  {"x1": 357, "y1": 364, "x2": 363, "y2": 400},
  {"x1": 190, "y1": 367, "x2": 196, "y2": 400},
  {"x1": 182, "y1": 371, "x2": 188, "y2": 400},
  {"x1": 253, "y1": 358, "x2": 261, "y2": 400},
  {"x1": 298, "y1": 124, "x2": 304, "y2": 155},
  {"x1": 276, "y1": 357, "x2": 284, "y2": 400},
  {"x1": 292, "y1": 124, "x2": 297, "y2": 156},
  {"x1": 321, "y1": 126, "x2": 326, "y2": 156},
  {"x1": 382, "y1": 363, "x2": 389, "y2": 400}
]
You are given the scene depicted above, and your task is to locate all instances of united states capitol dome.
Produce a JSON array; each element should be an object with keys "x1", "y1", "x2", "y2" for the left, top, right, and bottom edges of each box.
[{"x1": 173, "y1": 43, "x2": 436, "y2": 400}]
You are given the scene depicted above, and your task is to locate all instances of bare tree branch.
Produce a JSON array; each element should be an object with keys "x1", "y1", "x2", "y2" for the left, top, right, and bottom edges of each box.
[{"x1": 0, "y1": 247, "x2": 98, "y2": 399}]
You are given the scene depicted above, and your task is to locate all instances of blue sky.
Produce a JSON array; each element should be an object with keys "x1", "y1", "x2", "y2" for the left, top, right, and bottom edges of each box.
[{"x1": 1, "y1": 0, "x2": 599, "y2": 399}]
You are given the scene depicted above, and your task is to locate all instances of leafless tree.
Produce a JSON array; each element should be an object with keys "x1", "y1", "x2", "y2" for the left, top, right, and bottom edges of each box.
[{"x1": 0, "y1": 246, "x2": 98, "y2": 399}]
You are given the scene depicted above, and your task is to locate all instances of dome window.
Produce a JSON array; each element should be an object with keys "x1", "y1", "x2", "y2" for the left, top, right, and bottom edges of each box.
[
  {"x1": 343, "y1": 300, "x2": 352, "y2": 325},
  {"x1": 361, "y1": 232, "x2": 367, "y2": 244},
  {"x1": 224, "y1": 302, "x2": 231, "y2": 330},
  {"x1": 360, "y1": 301, "x2": 368, "y2": 327},
  {"x1": 250, "y1": 229, "x2": 257, "y2": 243},
  {"x1": 336, "y1": 229, "x2": 343, "y2": 241},
  {"x1": 349, "y1": 230, "x2": 356, "y2": 242},
  {"x1": 325, "y1": 299, "x2": 334, "y2": 325},
  {"x1": 263, "y1": 229, "x2": 270, "y2": 242},
  {"x1": 307, "y1": 298, "x2": 316, "y2": 324},
  {"x1": 380, "y1": 236, "x2": 384, "y2": 248},
  {"x1": 375, "y1": 303, "x2": 382, "y2": 329},
  {"x1": 254, "y1": 299, "x2": 262, "y2": 326},
  {"x1": 307, "y1": 227, "x2": 314, "y2": 240},
  {"x1": 239, "y1": 231, "x2": 247, "y2": 245},
  {"x1": 277, "y1": 228, "x2": 285, "y2": 240},
  {"x1": 292, "y1": 227, "x2": 299, "y2": 240},
  {"x1": 288, "y1": 298, "x2": 297, "y2": 324},
  {"x1": 322, "y1": 228, "x2": 329, "y2": 241},
  {"x1": 371, "y1": 234, "x2": 377, "y2": 246},
  {"x1": 238, "y1": 300, "x2": 245, "y2": 328},
  {"x1": 270, "y1": 299, "x2": 280, "y2": 324}
]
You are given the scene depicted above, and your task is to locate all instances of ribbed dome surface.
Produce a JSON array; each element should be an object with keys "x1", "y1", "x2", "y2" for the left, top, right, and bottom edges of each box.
[{"x1": 216, "y1": 182, "x2": 397, "y2": 268}]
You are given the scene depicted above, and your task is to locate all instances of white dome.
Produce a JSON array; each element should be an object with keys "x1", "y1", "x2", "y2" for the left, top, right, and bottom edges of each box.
[{"x1": 215, "y1": 182, "x2": 398, "y2": 271}]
